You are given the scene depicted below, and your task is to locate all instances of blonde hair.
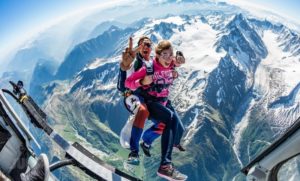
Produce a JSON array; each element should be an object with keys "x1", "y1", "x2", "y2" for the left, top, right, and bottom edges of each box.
[{"x1": 155, "y1": 40, "x2": 172, "y2": 55}]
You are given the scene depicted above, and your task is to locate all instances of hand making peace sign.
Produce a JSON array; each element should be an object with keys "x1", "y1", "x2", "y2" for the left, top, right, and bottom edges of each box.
[{"x1": 120, "y1": 37, "x2": 141, "y2": 71}]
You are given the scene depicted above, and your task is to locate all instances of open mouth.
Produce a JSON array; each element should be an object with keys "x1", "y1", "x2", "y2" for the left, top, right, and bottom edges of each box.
[{"x1": 143, "y1": 50, "x2": 149, "y2": 55}]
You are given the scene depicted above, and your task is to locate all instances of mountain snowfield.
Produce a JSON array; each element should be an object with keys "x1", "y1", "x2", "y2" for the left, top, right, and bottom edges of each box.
[
  {"x1": 232, "y1": 22, "x2": 300, "y2": 170},
  {"x1": 49, "y1": 13, "x2": 300, "y2": 180},
  {"x1": 2, "y1": 1, "x2": 300, "y2": 181}
]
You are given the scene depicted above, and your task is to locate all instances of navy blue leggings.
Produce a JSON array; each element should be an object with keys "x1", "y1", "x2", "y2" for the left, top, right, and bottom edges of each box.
[
  {"x1": 142, "y1": 101, "x2": 185, "y2": 146},
  {"x1": 146, "y1": 101, "x2": 180, "y2": 166},
  {"x1": 168, "y1": 101, "x2": 185, "y2": 146}
]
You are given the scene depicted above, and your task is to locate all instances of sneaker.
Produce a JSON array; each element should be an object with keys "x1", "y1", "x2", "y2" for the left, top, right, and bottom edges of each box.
[
  {"x1": 157, "y1": 164, "x2": 188, "y2": 181},
  {"x1": 20, "y1": 153, "x2": 49, "y2": 181},
  {"x1": 174, "y1": 144, "x2": 186, "y2": 152},
  {"x1": 127, "y1": 151, "x2": 140, "y2": 165},
  {"x1": 140, "y1": 142, "x2": 151, "y2": 157}
]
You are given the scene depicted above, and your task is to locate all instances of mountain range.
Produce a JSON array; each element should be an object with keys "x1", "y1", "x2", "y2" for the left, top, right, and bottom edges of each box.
[{"x1": 1, "y1": 1, "x2": 300, "y2": 180}]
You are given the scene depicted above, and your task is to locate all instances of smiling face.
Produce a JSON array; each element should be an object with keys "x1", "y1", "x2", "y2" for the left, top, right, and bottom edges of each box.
[
  {"x1": 155, "y1": 40, "x2": 174, "y2": 68},
  {"x1": 138, "y1": 38, "x2": 152, "y2": 61},
  {"x1": 158, "y1": 48, "x2": 174, "y2": 67}
]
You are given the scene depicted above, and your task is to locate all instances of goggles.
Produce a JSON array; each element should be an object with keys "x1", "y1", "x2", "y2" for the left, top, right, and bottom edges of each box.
[
  {"x1": 161, "y1": 52, "x2": 174, "y2": 60},
  {"x1": 143, "y1": 42, "x2": 152, "y2": 48}
]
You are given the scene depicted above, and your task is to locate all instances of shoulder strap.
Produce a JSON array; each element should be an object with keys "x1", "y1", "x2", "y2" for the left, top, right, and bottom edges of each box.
[
  {"x1": 134, "y1": 53, "x2": 144, "y2": 71},
  {"x1": 144, "y1": 60, "x2": 154, "y2": 75}
]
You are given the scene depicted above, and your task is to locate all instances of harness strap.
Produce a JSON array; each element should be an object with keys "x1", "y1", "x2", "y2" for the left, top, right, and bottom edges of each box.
[
  {"x1": 144, "y1": 84, "x2": 170, "y2": 93},
  {"x1": 144, "y1": 60, "x2": 154, "y2": 75},
  {"x1": 139, "y1": 91, "x2": 168, "y2": 103}
]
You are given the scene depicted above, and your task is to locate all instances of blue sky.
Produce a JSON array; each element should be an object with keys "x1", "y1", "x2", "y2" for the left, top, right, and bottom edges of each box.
[
  {"x1": 0, "y1": 0, "x2": 105, "y2": 64},
  {"x1": 0, "y1": 0, "x2": 299, "y2": 65},
  {"x1": 0, "y1": 0, "x2": 103, "y2": 41}
]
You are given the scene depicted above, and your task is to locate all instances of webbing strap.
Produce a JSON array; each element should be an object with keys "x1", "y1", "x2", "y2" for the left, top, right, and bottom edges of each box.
[{"x1": 144, "y1": 60, "x2": 154, "y2": 75}]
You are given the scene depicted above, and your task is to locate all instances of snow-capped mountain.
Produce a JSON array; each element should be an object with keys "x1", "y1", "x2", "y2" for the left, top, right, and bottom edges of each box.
[
  {"x1": 3, "y1": 1, "x2": 300, "y2": 181},
  {"x1": 30, "y1": 59, "x2": 57, "y2": 104},
  {"x1": 40, "y1": 10, "x2": 300, "y2": 181},
  {"x1": 55, "y1": 26, "x2": 134, "y2": 80}
]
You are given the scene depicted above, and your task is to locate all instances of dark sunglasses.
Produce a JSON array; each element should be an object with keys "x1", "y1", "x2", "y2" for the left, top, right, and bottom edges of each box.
[{"x1": 143, "y1": 42, "x2": 152, "y2": 48}]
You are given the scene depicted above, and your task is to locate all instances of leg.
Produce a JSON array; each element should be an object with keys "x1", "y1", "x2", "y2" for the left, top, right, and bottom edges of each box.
[
  {"x1": 140, "y1": 122, "x2": 165, "y2": 157},
  {"x1": 129, "y1": 103, "x2": 149, "y2": 153},
  {"x1": 125, "y1": 95, "x2": 149, "y2": 164},
  {"x1": 142, "y1": 122, "x2": 165, "y2": 146},
  {"x1": 147, "y1": 102, "x2": 188, "y2": 180},
  {"x1": 166, "y1": 101, "x2": 185, "y2": 146},
  {"x1": 146, "y1": 101, "x2": 177, "y2": 166},
  {"x1": 142, "y1": 100, "x2": 185, "y2": 146}
]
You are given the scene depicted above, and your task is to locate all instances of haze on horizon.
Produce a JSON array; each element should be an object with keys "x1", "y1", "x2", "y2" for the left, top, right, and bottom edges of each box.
[{"x1": 0, "y1": 0, "x2": 299, "y2": 71}]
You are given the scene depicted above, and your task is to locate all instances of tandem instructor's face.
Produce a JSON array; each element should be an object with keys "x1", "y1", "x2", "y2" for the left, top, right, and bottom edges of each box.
[{"x1": 139, "y1": 39, "x2": 152, "y2": 61}]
